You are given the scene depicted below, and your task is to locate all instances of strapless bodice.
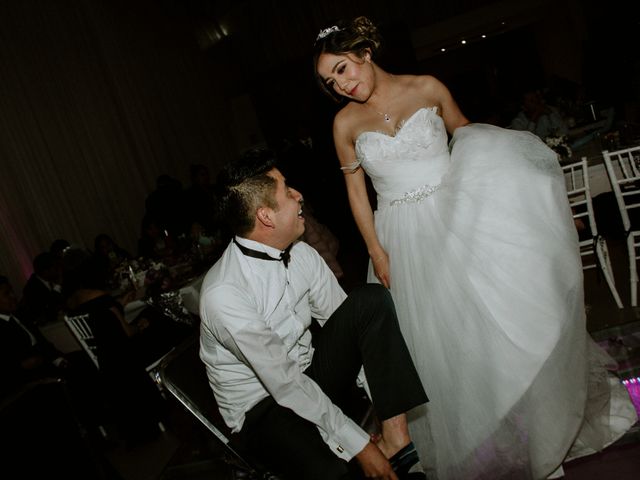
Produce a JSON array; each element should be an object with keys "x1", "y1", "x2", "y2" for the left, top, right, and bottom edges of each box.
[{"x1": 355, "y1": 106, "x2": 450, "y2": 206}]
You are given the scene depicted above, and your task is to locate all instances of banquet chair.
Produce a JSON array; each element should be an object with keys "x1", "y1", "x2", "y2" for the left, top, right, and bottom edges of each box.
[
  {"x1": 63, "y1": 314, "x2": 99, "y2": 368},
  {"x1": 563, "y1": 158, "x2": 623, "y2": 308},
  {"x1": 157, "y1": 334, "x2": 281, "y2": 480},
  {"x1": 603, "y1": 146, "x2": 640, "y2": 306},
  {"x1": 63, "y1": 312, "x2": 167, "y2": 433}
]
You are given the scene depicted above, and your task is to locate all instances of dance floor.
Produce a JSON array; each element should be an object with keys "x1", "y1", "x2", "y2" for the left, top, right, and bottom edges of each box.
[{"x1": 592, "y1": 320, "x2": 640, "y2": 417}]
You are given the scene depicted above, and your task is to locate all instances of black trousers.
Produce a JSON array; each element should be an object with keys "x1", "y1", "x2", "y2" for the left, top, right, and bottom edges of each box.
[{"x1": 237, "y1": 284, "x2": 428, "y2": 480}]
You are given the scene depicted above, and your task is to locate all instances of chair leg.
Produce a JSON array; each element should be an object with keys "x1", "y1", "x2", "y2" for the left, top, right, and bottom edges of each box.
[
  {"x1": 595, "y1": 238, "x2": 624, "y2": 309},
  {"x1": 629, "y1": 235, "x2": 639, "y2": 307}
]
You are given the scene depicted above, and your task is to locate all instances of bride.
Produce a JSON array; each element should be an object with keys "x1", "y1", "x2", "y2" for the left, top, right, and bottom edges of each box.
[{"x1": 313, "y1": 16, "x2": 637, "y2": 479}]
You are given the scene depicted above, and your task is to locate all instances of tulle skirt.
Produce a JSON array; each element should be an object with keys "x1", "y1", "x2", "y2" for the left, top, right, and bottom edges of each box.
[{"x1": 368, "y1": 124, "x2": 637, "y2": 479}]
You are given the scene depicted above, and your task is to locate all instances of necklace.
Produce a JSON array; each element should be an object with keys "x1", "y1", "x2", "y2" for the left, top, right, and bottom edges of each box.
[{"x1": 365, "y1": 102, "x2": 391, "y2": 122}]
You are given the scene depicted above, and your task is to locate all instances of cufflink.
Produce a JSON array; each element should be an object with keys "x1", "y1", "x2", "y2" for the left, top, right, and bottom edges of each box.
[{"x1": 336, "y1": 445, "x2": 344, "y2": 453}]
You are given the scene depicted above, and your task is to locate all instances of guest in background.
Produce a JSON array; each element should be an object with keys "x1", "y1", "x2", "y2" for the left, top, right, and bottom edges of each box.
[
  {"x1": 510, "y1": 89, "x2": 569, "y2": 140},
  {"x1": 63, "y1": 250, "x2": 169, "y2": 444},
  {"x1": 0, "y1": 275, "x2": 67, "y2": 396},
  {"x1": 49, "y1": 238, "x2": 71, "y2": 259},
  {"x1": 93, "y1": 233, "x2": 132, "y2": 272},
  {"x1": 2, "y1": 274, "x2": 114, "y2": 476},
  {"x1": 0, "y1": 275, "x2": 94, "y2": 412},
  {"x1": 137, "y1": 215, "x2": 176, "y2": 260},
  {"x1": 19, "y1": 251, "x2": 65, "y2": 325}
]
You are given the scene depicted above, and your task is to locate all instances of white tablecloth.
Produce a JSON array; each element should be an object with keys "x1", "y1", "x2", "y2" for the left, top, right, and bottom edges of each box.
[{"x1": 124, "y1": 274, "x2": 204, "y2": 323}]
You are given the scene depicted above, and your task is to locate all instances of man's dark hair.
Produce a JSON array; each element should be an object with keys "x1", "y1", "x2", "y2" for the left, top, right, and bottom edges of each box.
[
  {"x1": 0, "y1": 275, "x2": 9, "y2": 287},
  {"x1": 61, "y1": 248, "x2": 110, "y2": 297},
  {"x1": 32, "y1": 252, "x2": 58, "y2": 275},
  {"x1": 49, "y1": 239, "x2": 70, "y2": 255},
  {"x1": 215, "y1": 148, "x2": 279, "y2": 237}
]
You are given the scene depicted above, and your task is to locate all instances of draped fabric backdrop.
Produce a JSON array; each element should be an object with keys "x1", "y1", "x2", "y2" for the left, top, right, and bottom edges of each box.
[
  {"x1": 0, "y1": 0, "x2": 236, "y2": 288},
  {"x1": 0, "y1": 0, "x2": 629, "y2": 290}
]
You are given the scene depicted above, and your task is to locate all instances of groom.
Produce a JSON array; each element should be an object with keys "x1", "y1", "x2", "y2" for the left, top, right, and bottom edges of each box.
[{"x1": 198, "y1": 148, "x2": 428, "y2": 479}]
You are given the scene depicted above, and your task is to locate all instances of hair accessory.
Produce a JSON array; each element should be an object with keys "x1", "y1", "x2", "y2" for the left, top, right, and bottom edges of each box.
[{"x1": 316, "y1": 25, "x2": 341, "y2": 41}]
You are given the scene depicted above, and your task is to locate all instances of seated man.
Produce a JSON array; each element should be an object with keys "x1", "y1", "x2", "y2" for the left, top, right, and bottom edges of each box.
[
  {"x1": 0, "y1": 275, "x2": 67, "y2": 396},
  {"x1": 510, "y1": 90, "x2": 568, "y2": 140},
  {"x1": 19, "y1": 251, "x2": 65, "y2": 325},
  {"x1": 199, "y1": 149, "x2": 428, "y2": 479}
]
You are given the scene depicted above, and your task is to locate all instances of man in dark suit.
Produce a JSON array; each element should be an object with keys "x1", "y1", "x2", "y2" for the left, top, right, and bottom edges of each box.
[
  {"x1": 19, "y1": 252, "x2": 65, "y2": 325},
  {"x1": 0, "y1": 275, "x2": 67, "y2": 397},
  {"x1": 0, "y1": 274, "x2": 112, "y2": 476}
]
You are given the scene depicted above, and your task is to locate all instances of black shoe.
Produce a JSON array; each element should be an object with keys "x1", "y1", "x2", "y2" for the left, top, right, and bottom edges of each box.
[{"x1": 389, "y1": 442, "x2": 425, "y2": 480}]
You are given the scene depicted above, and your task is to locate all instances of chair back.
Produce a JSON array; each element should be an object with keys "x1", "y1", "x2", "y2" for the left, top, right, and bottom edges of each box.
[
  {"x1": 563, "y1": 157, "x2": 598, "y2": 238},
  {"x1": 63, "y1": 314, "x2": 99, "y2": 369},
  {"x1": 603, "y1": 146, "x2": 640, "y2": 232},
  {"x1": 563, "y1": 157, "x2": 624, "y2": 308},
  {"x1": 158, "y1": 335, "x2": 268, "y2": 476}
]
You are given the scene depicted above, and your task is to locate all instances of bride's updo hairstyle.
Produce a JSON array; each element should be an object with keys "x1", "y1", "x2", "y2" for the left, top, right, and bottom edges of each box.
[{"x1": 313, "y1": 16, "x2": 382, "y2": 102}]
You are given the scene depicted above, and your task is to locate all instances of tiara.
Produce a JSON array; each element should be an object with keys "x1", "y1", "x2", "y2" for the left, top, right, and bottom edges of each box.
[{"x1": 316, "y1": 25, "x2": 341, "y2": 41}]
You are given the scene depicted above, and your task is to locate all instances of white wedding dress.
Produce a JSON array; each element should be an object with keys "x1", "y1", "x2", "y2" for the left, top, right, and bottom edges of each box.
[{"x1": 354, "y1": 107, "x2": 637, "y2": 479}]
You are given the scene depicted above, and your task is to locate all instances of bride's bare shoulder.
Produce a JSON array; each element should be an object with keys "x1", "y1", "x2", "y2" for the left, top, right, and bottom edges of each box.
[
  {"x1": 393, "y1": 74, "x2": 442, "y2": 96},
  {"x1": 333, "y1": 103, "x2": 365, "y2": 140}
]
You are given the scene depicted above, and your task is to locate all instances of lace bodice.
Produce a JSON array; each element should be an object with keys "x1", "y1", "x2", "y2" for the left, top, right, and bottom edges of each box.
[{"x1": 354, "y1": 107, "x2": 450, "y2": 206}]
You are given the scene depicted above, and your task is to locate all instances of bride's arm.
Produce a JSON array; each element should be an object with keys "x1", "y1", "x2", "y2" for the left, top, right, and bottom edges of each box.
[{"x1": 333, "y1": 117, "x2": 391, "y2": 288}]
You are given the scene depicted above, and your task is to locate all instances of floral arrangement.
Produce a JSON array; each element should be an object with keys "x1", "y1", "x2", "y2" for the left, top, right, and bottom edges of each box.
[
  {"x1": 112, "y1": 258, "x2": 173, "y2": 296},
  {"x1": 142, "y1": 260, "x2": 173, "y2": 297},
  {"x1": 545, "y1": 135, "x2": 572, "y2": 160}
]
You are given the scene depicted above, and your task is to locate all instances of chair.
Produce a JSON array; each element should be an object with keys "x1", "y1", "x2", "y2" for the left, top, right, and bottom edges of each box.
[
  {"x1": 157, "y1": 334, "x2": 280, "y2": 479},
  {"x1": 63, "y1": 314, "x2": 99, "y2": 368},
  {"x1": 63, "y1": 312, "x2": 168, "y2": 434},
  {"x1": 563, "y1": 157, "x2": 623, "y2": 308},
  {"x1": 603, "y1": 146, "x2": 640, "y2": 306}
]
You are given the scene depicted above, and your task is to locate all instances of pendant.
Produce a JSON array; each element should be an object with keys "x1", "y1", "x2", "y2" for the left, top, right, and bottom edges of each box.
[{"x1": 384, "y1": 113, "x2": 390, "y2": 122}]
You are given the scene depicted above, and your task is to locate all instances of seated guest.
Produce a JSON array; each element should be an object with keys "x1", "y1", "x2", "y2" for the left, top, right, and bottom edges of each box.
[
  {"x1": 93, "y1": 233, "x2": 132, "y2": 273},
  {"x1": 63, "y1": 250, "x2": 186, "y2": 443},
  {"x1": 137, "y1": 215, "x2": 176, "y2": 260},
  {"x1": 49, "y1": 238, "x2": 71, "y2": 259},
  {"x1": 0, "y1": 275, "x2": 67, "y2": 396},
  {"x1": 19, "y1": 252, "x2": 65, "y2": 325},
  {"x1": 200, "y1": 149, "x2": 428, "y2": 479},
  {"x1": 510, "y1": 90, "x2": 569, "y2": 140},
  {"x1": 0, "y1": 275, "x2": 94, "y2": 409}
]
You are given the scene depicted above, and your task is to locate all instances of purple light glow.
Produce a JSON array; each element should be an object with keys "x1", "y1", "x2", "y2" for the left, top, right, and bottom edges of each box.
[{"x1": 622, "y1": 377, "x2": 640, "y2": 416}]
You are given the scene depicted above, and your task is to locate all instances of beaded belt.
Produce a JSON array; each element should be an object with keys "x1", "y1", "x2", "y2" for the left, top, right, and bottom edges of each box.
[{"x1": 389, "y1": 183, "x2": 441, "y2": 206}]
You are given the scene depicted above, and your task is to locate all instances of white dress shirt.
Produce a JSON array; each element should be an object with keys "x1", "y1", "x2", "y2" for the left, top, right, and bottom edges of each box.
[{"x1": 199, "y1": 237, "x2": 369, "y2": 461}]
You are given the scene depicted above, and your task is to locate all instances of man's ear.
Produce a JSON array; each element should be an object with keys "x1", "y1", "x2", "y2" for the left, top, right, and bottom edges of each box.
[{"x1": 256, "y1": 207, "x2": 274, "y2": 228}]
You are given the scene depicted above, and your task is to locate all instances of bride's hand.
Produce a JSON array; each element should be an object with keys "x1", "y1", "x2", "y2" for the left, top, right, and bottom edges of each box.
[{"x1": 372, "y1": 252, "x2": 391, "y2": 288}]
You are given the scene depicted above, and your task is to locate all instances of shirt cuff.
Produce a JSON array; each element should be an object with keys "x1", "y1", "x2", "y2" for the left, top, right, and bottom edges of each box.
[{"x1": 325, "y1": 416, "x2": 370, "y2": 461}]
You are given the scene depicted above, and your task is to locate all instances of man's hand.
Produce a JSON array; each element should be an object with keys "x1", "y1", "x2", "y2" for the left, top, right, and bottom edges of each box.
[{"x1": 356, "y1": 441, "x2": 399, "y2": 479}]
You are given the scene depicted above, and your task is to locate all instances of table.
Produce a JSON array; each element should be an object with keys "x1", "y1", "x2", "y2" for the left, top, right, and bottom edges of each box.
[
  {"x1": 124, "y1": 274, "x2": 204, "y2": 323},
  {"x1": 40, "y1": 274, "x2": 205, "y2": 353}
]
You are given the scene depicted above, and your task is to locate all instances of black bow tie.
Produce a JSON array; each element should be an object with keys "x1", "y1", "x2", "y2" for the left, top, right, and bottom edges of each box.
[{"x1": 234, "y1": 239, "x2": 293, "y2": 268}]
